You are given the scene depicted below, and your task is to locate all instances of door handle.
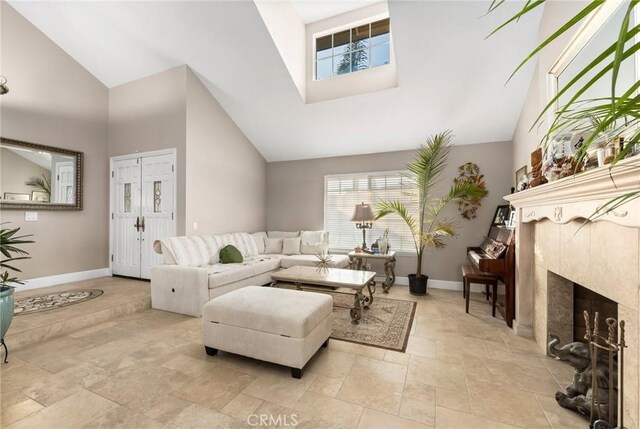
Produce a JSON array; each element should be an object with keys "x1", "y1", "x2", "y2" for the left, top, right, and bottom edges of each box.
[
  {"x1": 134, "y1": 216, "x2": 140, "y2": 231},
  {"x1": 141, "y1": 216, "x2": 145, "y2": 232}
]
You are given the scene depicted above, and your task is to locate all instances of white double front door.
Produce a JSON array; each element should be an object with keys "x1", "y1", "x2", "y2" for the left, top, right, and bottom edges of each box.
[{"x1": 110, "y1": 151, "x2": 176, "y2": 279}]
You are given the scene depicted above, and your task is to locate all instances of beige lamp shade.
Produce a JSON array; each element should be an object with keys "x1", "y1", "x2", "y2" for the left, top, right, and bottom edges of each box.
[{"x1": 351, "y1": 202, "x2": 374, "y2": 222}]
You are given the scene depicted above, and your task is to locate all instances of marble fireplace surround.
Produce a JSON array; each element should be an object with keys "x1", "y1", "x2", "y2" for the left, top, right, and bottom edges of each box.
[{"x1": 505, "y1": 156, "x2": 640, "y2": 428}]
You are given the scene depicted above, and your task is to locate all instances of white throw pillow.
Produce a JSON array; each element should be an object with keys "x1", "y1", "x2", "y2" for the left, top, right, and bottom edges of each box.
[
  {"x1": 300, "y1": 230, "x2": 329, "y2": 255},
  {"x1": 267, "y1": 231, "x2": 300, "y2": 239},
  {"x1": 264, "y1": 237, "x2": 283, "y2": 254},
  {"x1": 282, "y1": 237, "x2": 301, "y2": 255},
  {"x1": 251, "y1": 232, "x2": 267, "y2": 254}
]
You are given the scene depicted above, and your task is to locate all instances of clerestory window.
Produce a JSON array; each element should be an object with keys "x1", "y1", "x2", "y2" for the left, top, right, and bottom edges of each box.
[{"x1": 315, "y1": 18, "x2": 391, "y2": 80}]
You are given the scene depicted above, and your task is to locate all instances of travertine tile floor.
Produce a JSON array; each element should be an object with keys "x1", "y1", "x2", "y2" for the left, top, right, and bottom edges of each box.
[
  {"x1": 6, "y1": 278, "x2": 150, "y2": 350},
  {"x1": 0, "y1": 277, "x2": 589, "y2": 429}
]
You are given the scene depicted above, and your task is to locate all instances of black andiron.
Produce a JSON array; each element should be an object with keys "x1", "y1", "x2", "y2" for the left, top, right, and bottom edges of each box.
[{"x1": 548, "y1": 311, "x2": 626, "y2": 429}]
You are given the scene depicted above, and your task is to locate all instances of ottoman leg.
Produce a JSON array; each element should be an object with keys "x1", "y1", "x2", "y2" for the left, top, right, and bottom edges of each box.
[
  {"x1": 322, "y1": 338, "x2": 330, "y2": 348},
  {"x1": 204, "y1": 346, "x2": 218, "y2": 356},
  {"x1": 291, "y1": 368, "x2": 303, "y2": 379}
]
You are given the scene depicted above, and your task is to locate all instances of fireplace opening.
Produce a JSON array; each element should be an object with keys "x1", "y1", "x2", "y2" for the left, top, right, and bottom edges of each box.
[{"x1": 573, "y1": 283, "x2": 618, "y2": 343}]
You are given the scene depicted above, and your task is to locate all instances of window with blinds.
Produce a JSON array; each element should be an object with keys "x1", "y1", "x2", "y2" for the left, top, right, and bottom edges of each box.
[{"x1": 324, "y1": 171, "x2": 418, "y2": 253}]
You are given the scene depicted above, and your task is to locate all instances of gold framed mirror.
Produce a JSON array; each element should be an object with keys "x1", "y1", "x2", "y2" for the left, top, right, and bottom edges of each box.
[{"x1": 0, "y1": 137, "x2": 83, "y2": 210}]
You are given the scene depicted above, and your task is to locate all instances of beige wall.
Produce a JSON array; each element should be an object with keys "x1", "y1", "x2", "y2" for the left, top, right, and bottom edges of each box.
[
  {"x1": 512, "y1": 1, "x2": 587, "y2": 177},
  {"x1": 0, "y1": 4, "x2": 109, "y2": 279},
  {"x1": 107, "y1": 66, "x2": 267, "y2": 236},
  {"x1": 305, "y1": 2, "x2": 396, "y2": 104},
  {"x1": 185, "y1": 69, "x2": 267, "y2": 234},
  {"x1": 267, "y1": 140, "x2": 513, "y2": 281},
  {"x1": 108, "y1": 65, "x2": 188, "y2": 235}
]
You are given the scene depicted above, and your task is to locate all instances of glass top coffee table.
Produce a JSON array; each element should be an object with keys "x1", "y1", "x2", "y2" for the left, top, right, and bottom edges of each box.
[{"x1": 271, "y1": 266, "x2": 376, "y2": 324}]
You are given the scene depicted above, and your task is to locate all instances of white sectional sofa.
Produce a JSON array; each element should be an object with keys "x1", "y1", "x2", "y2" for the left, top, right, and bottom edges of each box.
[{"x1": 151, "y1": 230, "x2": 349, "y2": 316}]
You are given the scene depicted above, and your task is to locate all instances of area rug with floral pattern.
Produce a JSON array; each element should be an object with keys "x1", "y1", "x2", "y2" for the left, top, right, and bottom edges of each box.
[
  {"x1": 324, "y1": 290, "x2": 416, "y2": 352},
  {"x1": 14, "y1": 289, "x2": 104, "y2": 315}
]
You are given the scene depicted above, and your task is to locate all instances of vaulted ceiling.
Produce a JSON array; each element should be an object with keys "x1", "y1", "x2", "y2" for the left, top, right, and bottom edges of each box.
[{"x1": 9, "y1": 1, "x2": 543, "y2": 162}]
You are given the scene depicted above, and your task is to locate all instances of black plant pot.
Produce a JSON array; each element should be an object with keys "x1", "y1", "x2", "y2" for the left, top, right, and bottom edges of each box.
[{"x1": 408, "y1": 274, "x2": 428, "y2": 295}]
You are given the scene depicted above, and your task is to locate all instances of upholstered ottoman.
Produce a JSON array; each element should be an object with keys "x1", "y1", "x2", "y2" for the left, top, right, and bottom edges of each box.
[{"x1": 202, "y1": 286, "x2": 332, "y2": 378}]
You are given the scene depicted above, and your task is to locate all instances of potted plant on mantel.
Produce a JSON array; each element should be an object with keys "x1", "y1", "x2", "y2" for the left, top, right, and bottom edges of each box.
[
  {"x1": 375, "y1": 131, "x2": 488, "y2": 295},
  {"x1": 0, "y1": 224, "x2": 34, "y2": 362}
]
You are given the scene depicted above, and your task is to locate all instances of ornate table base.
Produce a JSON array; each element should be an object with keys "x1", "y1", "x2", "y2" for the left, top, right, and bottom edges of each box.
[
  {"x1": 281, "y1": 280, "x2": 376, "y2": 324},
  {"x1": 270, "y1": 266, "x2": 377, "y2": 325},
  {"x1": 348, "y1": 251, "x2": 396, "y2": 293}
]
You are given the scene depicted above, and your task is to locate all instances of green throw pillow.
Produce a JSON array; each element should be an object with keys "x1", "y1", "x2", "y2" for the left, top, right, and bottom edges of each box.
[{"x1": 219, "y1": 245, "x2": 243, "y2": 264}]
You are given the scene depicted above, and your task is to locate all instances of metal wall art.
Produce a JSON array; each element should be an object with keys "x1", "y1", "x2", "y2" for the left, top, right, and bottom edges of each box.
[{"x1": 454, "y1": 162, "x2": 487, "y2": 219}]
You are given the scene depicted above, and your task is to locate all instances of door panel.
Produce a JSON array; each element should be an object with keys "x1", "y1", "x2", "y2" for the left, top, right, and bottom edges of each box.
[
  {"x1": 54, "y1": 162, "x2": 75, "y2": 203},
  {"x1": 112, "y1": 158, "x2": 142, "y2": 277},
  {"x1": 140, "y1": 154, "x2": 175, "y2": 279},
  {"x1": 111, "y1": 152, "x2": 176, "y2": 280}
]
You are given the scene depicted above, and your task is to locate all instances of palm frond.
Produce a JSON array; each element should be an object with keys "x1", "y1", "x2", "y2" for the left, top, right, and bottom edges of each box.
[
  {"x1": 487, "y1": 0, "x2": 506, "y2": 14},
  {"x1": 407, "y1": 131, "x2": 453, "y2": 193},
  {"x1": 375, "y1": 200, "x2": 419, "y2": 250},
  {"x1": 539, "y1": 31, "x2": 640, "y2": 138},
  {"x1": 611, "y1": 1, "x2": 638, "y2": 103},
  {"x1": 589, "y1": 191, "x2": 640, "y2": 222},
  {"x1": 422, "y1": 218, "x2": 458, "y2": 248},
  {"x1": 489, "y1": 1, "x2": 605, "y2": 82},
  {"x1": 488, "y1": 1, "x2": 640, "y2": 221},
  {"x1": 0, "y1": 225, "x2": 34, "y2": 286},
  {"x1": 486, "y1": 0, "x2": 546, "y2": 39},
  {"x1": 25, "y1": 174, "x2": 51, "y2": 196}
]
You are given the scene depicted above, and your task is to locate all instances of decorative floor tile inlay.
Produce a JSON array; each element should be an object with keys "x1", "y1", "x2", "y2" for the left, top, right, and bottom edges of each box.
[
  {"x1": 14, "y1": 289, "x2": 104, "y2": 315},
  {"x1": 327, "y1": 291, "x2": 416, "y2": 352}
]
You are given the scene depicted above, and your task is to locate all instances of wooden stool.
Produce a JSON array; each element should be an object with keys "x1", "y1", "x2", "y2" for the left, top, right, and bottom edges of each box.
[{"x1": 461, "y1": 265, "x2": 498, "y2": 317}]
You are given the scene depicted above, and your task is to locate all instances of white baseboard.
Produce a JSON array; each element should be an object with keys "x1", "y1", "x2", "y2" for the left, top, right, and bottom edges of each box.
[
  {"x1": 394, "y1": 276, "x2": 505, "y2": 294},
  {"x1": 394, "y1": 276, "x2": 462, "y2": 290},
  {"x1": 17, "y1": 268, "x2": 111, "y2": 291},
  {"x1": 513, "y1": 320, "x2": 535, "y2": 339}
]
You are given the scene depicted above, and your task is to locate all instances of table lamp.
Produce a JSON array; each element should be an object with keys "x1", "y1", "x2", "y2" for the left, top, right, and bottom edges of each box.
[{"x1": 351, "y1": 202, "x2": 374, "y2": 249}]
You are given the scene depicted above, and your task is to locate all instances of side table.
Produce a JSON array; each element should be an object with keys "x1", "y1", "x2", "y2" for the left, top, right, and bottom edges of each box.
[{"x1": 348, "y1": 251, "x2": 396, "y2": 293}]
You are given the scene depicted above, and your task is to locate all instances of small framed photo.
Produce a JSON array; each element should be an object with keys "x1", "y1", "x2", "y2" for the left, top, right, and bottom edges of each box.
[
  {"x1": 515, "y1": 165, "x2": 528, "y2": 190},
  {"x1": 31, "y1": 191, "x2": 50, "y2": 203},
  {"x1": 3, "y1": 192, "x2": 30, "y2": 201},
  {"x1": 507, "y1": 210, "x2": 517, "y2": 227},
  {"x1": 491, "y1": 205, "x2": 511, "y2": 226}
]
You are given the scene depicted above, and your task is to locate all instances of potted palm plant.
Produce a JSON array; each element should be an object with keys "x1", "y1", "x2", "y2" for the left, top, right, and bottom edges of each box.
[
  {"x1": 375, "y1": 131, "x2": 488, "y2": 295},
  {"x1": 1, "y1": 224, "x2": 33, "y2": 361}
]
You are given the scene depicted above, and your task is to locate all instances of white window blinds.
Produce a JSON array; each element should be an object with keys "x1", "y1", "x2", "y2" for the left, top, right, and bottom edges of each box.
[{"x1": 324, "y1": 171, "x2": 418, "y2": 253}]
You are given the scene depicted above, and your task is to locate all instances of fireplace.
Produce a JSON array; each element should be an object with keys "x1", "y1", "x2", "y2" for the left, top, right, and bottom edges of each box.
[
  {"x1": 574, "y1": 283, "x2": 618, "y2": 343},
  {"x1": 505, "y1": 157, "x2": 640, "y2": 429}
]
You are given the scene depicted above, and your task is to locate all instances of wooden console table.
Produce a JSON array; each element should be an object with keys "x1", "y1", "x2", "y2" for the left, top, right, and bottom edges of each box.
[{"x1": 348, "y1": 250, "x2": 396, "y2": 293}]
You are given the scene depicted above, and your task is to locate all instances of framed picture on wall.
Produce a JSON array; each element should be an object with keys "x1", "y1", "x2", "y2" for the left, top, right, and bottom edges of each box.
[
  {"x1": 491, "y1": 205, "x2": 511, "y2": 227},
  {"x1": 3, "y1": 192, "x2": 30, "y2": 201},
  {"x1": 515, "y1": 166, "x2": 528, "y2": 191},
  {"x1": 31, "y1": 191, "x2": 49, "y2": 203}
]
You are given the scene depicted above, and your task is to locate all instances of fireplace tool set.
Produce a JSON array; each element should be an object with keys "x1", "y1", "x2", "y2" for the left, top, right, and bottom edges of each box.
[
  {"x1": 584, "y1": 311, "x2": 626, "y2": 429},
  {"x1": 548, "y1": 311, "x2": 627, "y2": 429}
]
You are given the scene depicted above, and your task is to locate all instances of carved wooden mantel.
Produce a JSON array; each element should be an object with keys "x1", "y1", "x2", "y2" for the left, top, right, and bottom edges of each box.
[
  {"x1": 505, "y1": 156, "x2": 640, "y2": 228},
  {"x1": 502, "y1": 156, "x2": 640, "y2": 339}
]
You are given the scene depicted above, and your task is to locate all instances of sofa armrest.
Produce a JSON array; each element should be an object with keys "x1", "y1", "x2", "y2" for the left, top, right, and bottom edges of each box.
[{"x1": 150, "y1": 265, "x2": 210, "y2": 317}]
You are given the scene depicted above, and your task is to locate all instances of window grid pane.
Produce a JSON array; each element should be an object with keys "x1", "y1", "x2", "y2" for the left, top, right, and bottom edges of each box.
[
  {"x1": 124, "y1": 183, "x2": 131, "y2": 213},
  {"x1": 324, "y1": 171, "x2": 416, "y2": 253},
  {"x1": 315, "y1": 18, "x2": 390, "y2": 80}
]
